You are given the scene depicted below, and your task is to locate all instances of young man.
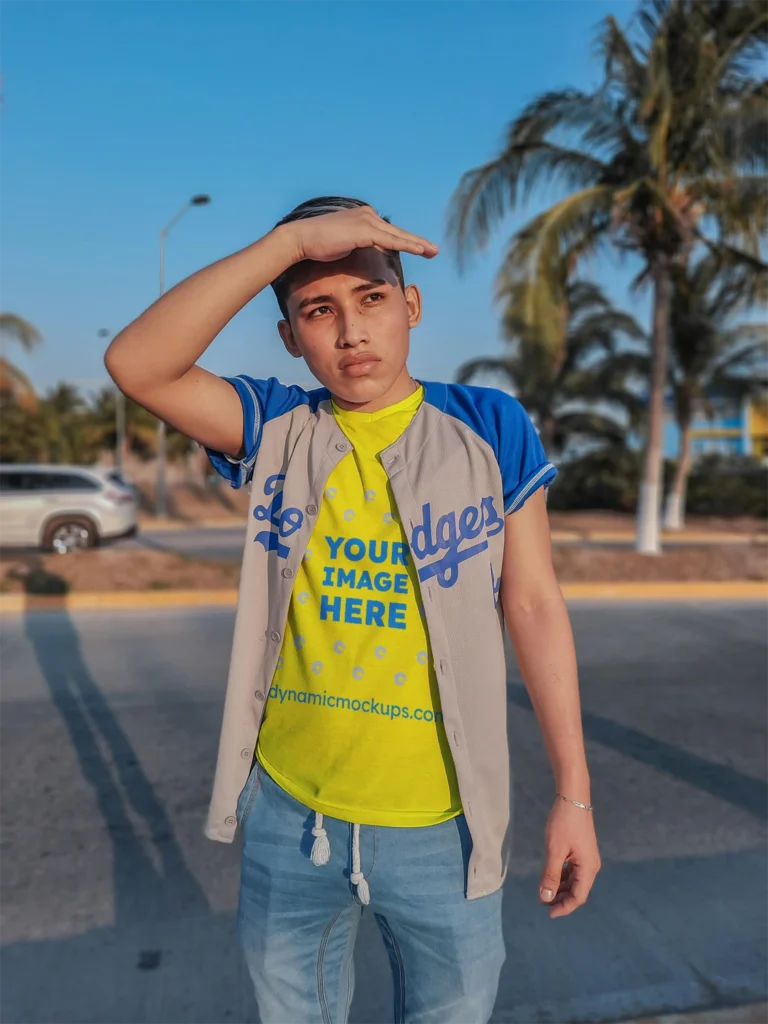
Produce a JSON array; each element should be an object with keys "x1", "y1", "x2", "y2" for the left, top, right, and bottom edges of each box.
[{"x1": 106, "y1": 197, "x2": 600, "y2": 1024}]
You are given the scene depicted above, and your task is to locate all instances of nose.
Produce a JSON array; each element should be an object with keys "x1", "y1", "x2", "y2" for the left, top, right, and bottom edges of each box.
[{"x1": 337, "y1": 310, "x2": 370, "y2": 349}]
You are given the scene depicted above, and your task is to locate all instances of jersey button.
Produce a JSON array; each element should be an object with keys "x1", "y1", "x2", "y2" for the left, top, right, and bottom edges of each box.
[
  {"x1": 305, "y1": 504, "x2": 318, "y2": 515},
  {"x1": 225, "y1": 816, "x2": 236, "y2": 827},
  {"x1": 269, "y1": 631, "x2": 281, "y2": 643},
  {"x1": 255, "y1": 690, "x2": 266, "y2": 701},
  {"x1": 335, "y1": 441, "x2": 349, "y2": 452},
  {"x1": 281, "y1": 567, "x2": 294, "y2": 579}
]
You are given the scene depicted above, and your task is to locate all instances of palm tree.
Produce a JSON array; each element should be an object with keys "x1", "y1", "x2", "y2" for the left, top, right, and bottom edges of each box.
[
  {"x1": 448, "y1": 0, "x2": 767, "y2": 552},
  {"x1": 0, "y1": 313, "x2": 42, "y2": 410},
  {"x1": 90, "y1": 386, "x2": 195, "y2": 464},
  {"x1": 457, "y1": 279, "x2": 647, "y2": 458},
  {"x1": 664, "y1": 253, "x2": 768, "y2": 529}
]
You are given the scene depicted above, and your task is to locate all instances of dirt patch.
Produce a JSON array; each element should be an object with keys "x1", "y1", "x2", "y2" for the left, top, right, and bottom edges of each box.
[
  {"x1": 137, "y1": 481, "x2": 250, "y2": 524},
  {"x1": 548, "y1": 510, "x2": 766, "y2": 535},
  {"x1": 0, "y1": 549, "x2": 239, "y2": 595},
  {"x1": 1, "y1": 542, "x2": 766, "y2": 594},
  {"x1": 553, "y1": 544, "x2": 768, "y2": 582}
]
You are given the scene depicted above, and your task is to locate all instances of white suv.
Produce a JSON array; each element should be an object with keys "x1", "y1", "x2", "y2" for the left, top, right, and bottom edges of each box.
[{"x1": 0, "y1": 464, "x2": 138, "y2": 553}]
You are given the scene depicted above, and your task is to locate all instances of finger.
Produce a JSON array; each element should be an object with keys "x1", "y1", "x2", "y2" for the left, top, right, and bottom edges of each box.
[
  {"x1": 371, "y1": 225, "x2": 439, "y2": 257},
  {"x1": 539, "y1": 855, "x2": 567, "y2": 903},
  {"x1": 569, "y1": 865, "x2": 597, "y2": 906},
  {"x1": 549, "y1": 867, "x2": 596, "y2": 918}
]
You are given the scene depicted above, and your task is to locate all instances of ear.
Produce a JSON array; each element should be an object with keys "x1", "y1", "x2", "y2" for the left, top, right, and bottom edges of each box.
[
  {"x1": 278, "y1": 318, "x2": 302, "y2": 359},
  {"x1": 404, "y1": 284, "x2": 422, "y2": 329}
]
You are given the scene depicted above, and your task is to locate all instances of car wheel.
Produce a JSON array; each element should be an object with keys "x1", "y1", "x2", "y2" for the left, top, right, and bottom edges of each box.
[{"x1": 42, "y1": 516, "x2": 98, "y2": 554}]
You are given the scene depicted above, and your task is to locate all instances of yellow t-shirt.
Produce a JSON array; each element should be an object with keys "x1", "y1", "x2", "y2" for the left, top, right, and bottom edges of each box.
[{"x1": 257, "y1": 385, "x2": 462, "y2": 826}]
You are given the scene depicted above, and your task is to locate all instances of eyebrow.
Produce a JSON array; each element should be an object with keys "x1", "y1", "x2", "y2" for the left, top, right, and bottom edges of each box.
[{"x1": 297, "y1": 279, "x2": 389, "y2": 311}]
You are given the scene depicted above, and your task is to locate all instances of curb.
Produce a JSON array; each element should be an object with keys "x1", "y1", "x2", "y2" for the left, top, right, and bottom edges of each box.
[
  {"x1": 0, "y1": 589, "x2": 238, "y2": 613},
  {"x1": 0, "y1": 582, "x2": 765, "y2": 614},
  {"x1": 559, "y1": 581, "x2": 768, "y2": 600},
  {"x1": 548, "y1": 532, "x2": 765, "y2": 548},
  {"x1": 607, "y1": 1001, "x2": 767, "y2": 1023},
  {"x1": 139, "y1": 518, "x2": 245, "y2": 532}
]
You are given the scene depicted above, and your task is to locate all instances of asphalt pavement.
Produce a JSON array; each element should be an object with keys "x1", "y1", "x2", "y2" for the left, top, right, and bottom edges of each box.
[{"x1": 1, "y1": 603, "x2": 766, "y2": 1023}]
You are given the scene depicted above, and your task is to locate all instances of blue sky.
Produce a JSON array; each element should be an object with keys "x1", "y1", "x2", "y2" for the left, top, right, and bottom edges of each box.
[{"x1": 1, "y1": 0, "x2": 645, "y2": 398}]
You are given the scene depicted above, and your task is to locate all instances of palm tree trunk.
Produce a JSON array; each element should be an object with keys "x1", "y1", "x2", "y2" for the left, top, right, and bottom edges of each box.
[
  {"x1": 636, "y1": 259, "x2": 671, "y2": 554},
  {"x1": 663, "y1": 416, "x2": 692, "y2": 531}
]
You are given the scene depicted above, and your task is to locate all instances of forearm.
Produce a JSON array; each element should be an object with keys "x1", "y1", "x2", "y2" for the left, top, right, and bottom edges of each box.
[
  {"x1": 105, "y1": 225, "x2": 297, "y2": 398},
  {"x1": 504, "y1": 592, "x2": 591, "y2": 800}
]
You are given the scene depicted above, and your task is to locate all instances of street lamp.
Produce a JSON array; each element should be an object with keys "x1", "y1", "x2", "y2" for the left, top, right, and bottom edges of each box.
[
  {"x1": 98, "y1": 328, "x2": 126, "y2": 477},
  {"x1": 156, "y1": 193, "x2": 211, "y2": 517}
]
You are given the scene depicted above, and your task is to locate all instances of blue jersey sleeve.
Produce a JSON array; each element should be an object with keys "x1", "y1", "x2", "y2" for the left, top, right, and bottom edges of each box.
[
  {"x1": 439, "y1": 384, "x2": 557, "y2": 514},
  {"x1": 205, "y1": 376, "x2": 315, "y2": 488},
  {"x1": 498, "y1": 393, "x2": 557, "y2": 514}
]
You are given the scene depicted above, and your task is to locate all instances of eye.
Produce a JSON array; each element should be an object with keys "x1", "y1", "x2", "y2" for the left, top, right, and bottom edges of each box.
[
  {"x1": 364, "y1": 292, "x2": 385, "y2": 303},
  {"x1": 307, "y1": 305, "x2": 332, "y2": 318}
]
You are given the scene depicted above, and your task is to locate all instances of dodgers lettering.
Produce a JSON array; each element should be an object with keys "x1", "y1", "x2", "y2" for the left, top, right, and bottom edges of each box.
[
  {"x1": 410, "y1": 497, "x2": 504, "y2": 588},
  {"x1": 253, "y1": 474, "x2": 304, "y2": 558}
]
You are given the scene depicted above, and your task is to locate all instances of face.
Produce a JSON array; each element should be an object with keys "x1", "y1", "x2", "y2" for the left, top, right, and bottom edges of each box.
[{"x1": 278, "y1": 248, "x2": 422, "y2": 409}]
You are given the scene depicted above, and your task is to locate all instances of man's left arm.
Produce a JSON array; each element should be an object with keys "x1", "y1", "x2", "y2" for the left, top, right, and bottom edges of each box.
[{"x1": 500, "y1": 488, "x2": 601, "y2": 919}]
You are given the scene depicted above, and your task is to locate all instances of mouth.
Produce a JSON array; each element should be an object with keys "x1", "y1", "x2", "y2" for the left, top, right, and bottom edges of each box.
[{"x1": 339, "y1": 355, "x2": 381, "y2": 377}]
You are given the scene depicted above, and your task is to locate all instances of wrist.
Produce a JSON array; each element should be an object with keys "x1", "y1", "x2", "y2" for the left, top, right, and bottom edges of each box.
[
  {"x1": 268, "y1": 222, "x2": 304, "y2": 269},
  {"x1": 555, "y1": 769, "x2": 591, "y2": 804}
]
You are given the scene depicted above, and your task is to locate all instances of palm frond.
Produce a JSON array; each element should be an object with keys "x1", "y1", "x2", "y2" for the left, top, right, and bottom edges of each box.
[
  {"x1": 455, "y1": 357, "x2": 518, "y2": 388},
  {"x1": 0, "y1": 356, "x2": 38, "y2": 410},
  {"x1": 0, "y1": 314, "x2": 42, "y2": 352},
  {"x1": 446, "y1": 89, "x2": 609, "y2": 263},
  {"x1": 555, "y1": 410, "x2": 628, "y2": 443},
  {"x1": 494, "y1": 185, "x2": 616, "y2": 352},
  {"x1": 598, "y1": 15, "x2": 647, "y2": 102}
]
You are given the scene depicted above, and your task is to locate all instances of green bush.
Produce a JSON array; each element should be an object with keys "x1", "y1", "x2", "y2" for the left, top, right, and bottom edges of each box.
[
  {"x1": 548, "y1": 447, "x2": 641, "y2": 512},
  {"x1": 549, "y1": 448, "x2": 767, "y2": 517},
  {"x1": 686, "y1": 455, "x2": 768, "y2": 518}
]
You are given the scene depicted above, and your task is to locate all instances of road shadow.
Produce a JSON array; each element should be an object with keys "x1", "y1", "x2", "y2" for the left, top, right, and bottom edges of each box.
[
  {"x1": 20, "y1": 606, "x2": 210, "y2": 921},
  {"x1": 5, "y1": 556, "x2": 70, "y2": 595},
  {"x1": 508, "y1": 681, "x2": 768, "y2": 821}
]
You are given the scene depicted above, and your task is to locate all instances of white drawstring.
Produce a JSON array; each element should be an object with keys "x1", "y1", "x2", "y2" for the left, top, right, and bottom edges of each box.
[
  {"x1": 310, "y1": 811, "x2": 331, "y2": 866},
  {"x1": 309, "y1": 811, "x2": 370, "y2": 904},
  {"x1": 350, "y1": 822, "x2": 370, "y2": 905}
]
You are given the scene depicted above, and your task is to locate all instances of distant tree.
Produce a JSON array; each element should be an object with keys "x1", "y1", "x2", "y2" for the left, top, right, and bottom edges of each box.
[
  {"x1": 664, "y1": 253, "x2": 768, "y2": 528},
  {"x1": 457, "y1": 279, "x2": 647, "y2": 458},
  {"x1": 448, "y1": 0, "x2": 768, "y2": 552},
  {"x1": 0, "y1": 313, "x2": 42, "y2": 410}
]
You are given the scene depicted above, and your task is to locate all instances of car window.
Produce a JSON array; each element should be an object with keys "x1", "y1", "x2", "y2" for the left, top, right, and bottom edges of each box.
[
  {"x1": 0, "y1": 470, "x2": 101, "y2": 492},
  {"x1": 0, "y1": 472, "x2": 25, "y2": 492},
  {"x1": 0, "y1": 472, "x2": 44, "y2": 492},
  {"x1": 38, "y1": 472, "x2": 100, "y2": 492}
]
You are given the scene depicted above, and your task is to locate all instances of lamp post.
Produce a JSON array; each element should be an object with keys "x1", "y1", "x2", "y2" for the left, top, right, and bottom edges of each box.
[
  {"x1": 98, "y1": 328, "x2": 126, "y2": 477},
  {"x1": 156, "y1": 193, "x2": 211, "y2": 517}
]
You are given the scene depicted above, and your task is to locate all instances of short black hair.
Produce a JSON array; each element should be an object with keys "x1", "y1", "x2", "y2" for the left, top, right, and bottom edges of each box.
[{"x1": 270, "y1": 196, "x2": 405, "y2": 319}]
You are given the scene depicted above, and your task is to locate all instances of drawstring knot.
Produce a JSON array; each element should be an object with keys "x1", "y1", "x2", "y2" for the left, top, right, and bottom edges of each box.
[
  {"x1": 351, "y1": 823, "x2": 370, "y2": 904},
  {"x1": 310, "y1": 812, "x2": 331, "y2": 866},
  {"x1": 309, "y1": 812, "x2": 370, "y2": 904}
]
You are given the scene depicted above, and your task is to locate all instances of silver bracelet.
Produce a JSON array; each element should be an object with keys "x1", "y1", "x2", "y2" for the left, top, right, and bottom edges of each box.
[{"x1": 556, "y1": 792, "x2": 593, "y2": 811}]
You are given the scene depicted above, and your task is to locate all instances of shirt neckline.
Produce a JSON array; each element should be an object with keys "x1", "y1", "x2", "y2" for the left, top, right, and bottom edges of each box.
[{"x1": 331, "y1": 383, "x2": 424, "y2": 425}]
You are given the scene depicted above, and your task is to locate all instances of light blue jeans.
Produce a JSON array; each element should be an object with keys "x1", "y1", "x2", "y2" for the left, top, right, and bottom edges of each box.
[{"x1": 236, "y1": 762, "x2": 505, "y2": 1024}]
